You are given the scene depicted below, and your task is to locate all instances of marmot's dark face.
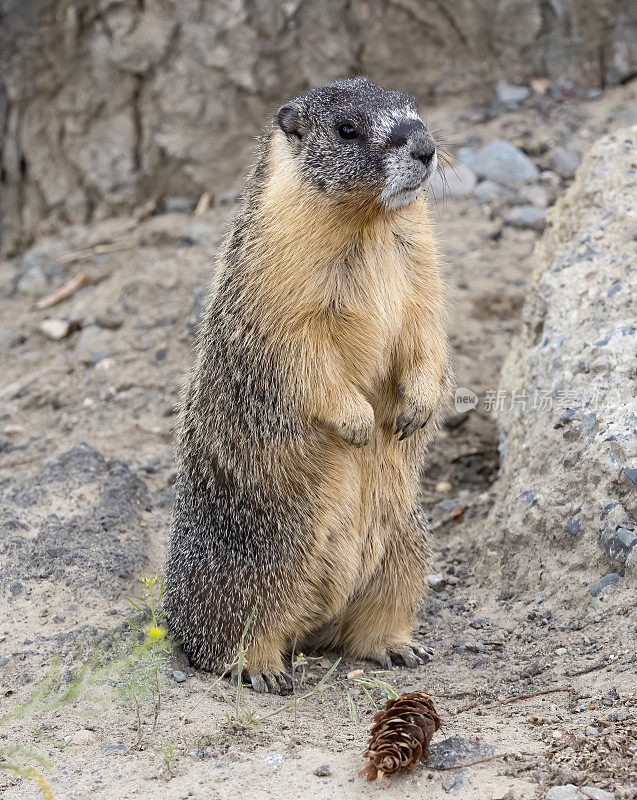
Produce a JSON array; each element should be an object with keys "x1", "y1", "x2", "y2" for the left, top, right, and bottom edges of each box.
[{"x1": 276, "y1": 77, "x2": 436, "y2": 211}]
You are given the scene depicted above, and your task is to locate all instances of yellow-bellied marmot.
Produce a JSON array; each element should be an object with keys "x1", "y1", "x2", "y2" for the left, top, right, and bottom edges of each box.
[{"x1": 164, "y1": 77, "x2": 452, "y2": 693}]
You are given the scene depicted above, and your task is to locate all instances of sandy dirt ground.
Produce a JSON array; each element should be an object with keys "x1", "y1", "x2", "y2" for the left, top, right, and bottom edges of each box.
[{"x1": 1, "y1": 83, "x2": 635, "y2": 800}]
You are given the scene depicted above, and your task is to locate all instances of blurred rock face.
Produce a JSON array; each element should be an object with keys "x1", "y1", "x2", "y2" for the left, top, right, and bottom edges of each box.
[{"x1": 0, "y1": 0, "x2": 633, "y2": 254}]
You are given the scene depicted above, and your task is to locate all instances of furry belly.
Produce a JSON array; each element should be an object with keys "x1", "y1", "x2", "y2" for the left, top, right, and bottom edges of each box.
[{"x1": 307, "y1": 429, "x2": 420, "y2": 617}]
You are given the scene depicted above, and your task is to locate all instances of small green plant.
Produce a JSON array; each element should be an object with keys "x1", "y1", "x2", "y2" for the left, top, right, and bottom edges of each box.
[
  {"x1": 182, "y1": 621, "x2": 342, "y2": 734},
  {"x1": 127, "y1": 571, "x2": 168, "y2": 646},
  {"x1": 291, "y1": 651, "x2": 309, "y2": 684},
  {"x1": 346, "y1": 690, "x2": 358, "y2": 722},
  {"x1": 158, "y1": 741, "x2": 176, "y2": 779},
  {"x1": 346, "y1": 670, "x2": 399, "y2": 721},
  {"x1": 224, "y1": 657, "x2": 342, "y2": 728},
  {"x1": 123, "y1": 572, "x2": 172, "y2": 749},
  {"x1": 229, "y1": 605, "x2": 258, "y2": 724},
  {"x1": 0, "y1": 572, "x2": 173, "y2": 798},
  {"x1": 353, "y1": 671, "x2": 399, "y2": 702}
]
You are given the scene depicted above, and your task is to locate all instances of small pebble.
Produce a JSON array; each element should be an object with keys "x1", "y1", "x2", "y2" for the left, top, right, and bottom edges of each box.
[
  {"x1": 102, "y1": 744, "x2": 127, "y2": 754},
  {"x1": 313, "y1": 764, "x2": 332, "y2": 777},
  {"x1": 39, "y1": 319, "x2": 75, "y2": 341},
  {"x1": 549, "y1": 148, "x2": 581, "y2": 178},
  {"x1": 427, "y1": 574, "x2": 447, "y2": 591},
  {"x1": 68, "y1": 729, "x2": 97, "y2": 745},
  {"x1": 589, "y1": 573, "x2": 619, "y2": 597},
  {"x1": 172, "y1": 669, "x2": 187, "y2": 683}
]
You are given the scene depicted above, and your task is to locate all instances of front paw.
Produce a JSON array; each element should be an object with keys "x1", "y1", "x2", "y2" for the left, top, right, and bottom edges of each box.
[
  {"x1": 325, "y1": 401, "x2": 375, "y2": 446},
  {"x1": 395, "y1": 396, "x2": 431, "y2": 441},
  {"x1": 338, "y1": 414, "x2": 374, "y2": 447}
]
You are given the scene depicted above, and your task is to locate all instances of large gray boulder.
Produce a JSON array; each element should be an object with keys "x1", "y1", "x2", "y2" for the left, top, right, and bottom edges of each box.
[{"x1": 487, "y1": 127, "x2": 636, "y2": 594}]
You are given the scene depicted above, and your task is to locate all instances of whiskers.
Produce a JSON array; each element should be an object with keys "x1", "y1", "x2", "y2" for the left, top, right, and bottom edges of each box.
[{"x1": 426, "y1": 128, "x2": 474, "y2": 211}]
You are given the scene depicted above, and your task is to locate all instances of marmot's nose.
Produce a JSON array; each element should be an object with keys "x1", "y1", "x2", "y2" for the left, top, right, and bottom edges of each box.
[{"x1": 411, "y1": 134, "x2": 436, "y2": 166}]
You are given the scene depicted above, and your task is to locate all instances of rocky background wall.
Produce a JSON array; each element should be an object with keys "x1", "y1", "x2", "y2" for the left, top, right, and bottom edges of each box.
[{"x1": 1, "y1": 0, "x2": 635, "y2": 255}]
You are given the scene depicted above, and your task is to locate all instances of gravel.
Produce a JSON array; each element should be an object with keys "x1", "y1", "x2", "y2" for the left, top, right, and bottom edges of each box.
[
  {"x1": 1, "y1": 443, "x2": 149, "y2": 595},
  {"x1": 16, "y1": 264, "x2": 48, "y2": 296},
  {"x1": 39, "y1": 319, "x2": 75, "y2": 341},
  {"x1": 546, "y1": 787, "x2": 615, "y2": 800},
  {"x1": 602, "y1": 527, "x2": 637, "y2": 563},
  {"x1": 474, "y1": 179, "x2": 507, "y2": 203},
  {"x1": 75, "y1": 325, "x2": 113, "y2": 364}
]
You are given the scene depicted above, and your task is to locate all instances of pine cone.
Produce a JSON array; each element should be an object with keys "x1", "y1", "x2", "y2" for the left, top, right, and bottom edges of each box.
[{"x1": 360, "y1": 690, "x2": 441, "y2": 786}]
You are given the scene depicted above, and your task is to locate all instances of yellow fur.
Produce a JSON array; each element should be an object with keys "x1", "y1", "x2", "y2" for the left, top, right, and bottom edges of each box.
[{"x1": 229, "y1": 131, "x2": 451, "y2": 671}]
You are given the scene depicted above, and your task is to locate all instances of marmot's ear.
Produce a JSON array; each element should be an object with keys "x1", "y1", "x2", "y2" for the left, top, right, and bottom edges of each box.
[{"x1": 277, "y1": 103, "x2": 304, "y2": 140}]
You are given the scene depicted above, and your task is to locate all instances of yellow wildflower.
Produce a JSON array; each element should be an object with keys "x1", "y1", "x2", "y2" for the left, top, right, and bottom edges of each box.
[{"x1": 147, "y1": 625, "x2": 166, "y2": 640}]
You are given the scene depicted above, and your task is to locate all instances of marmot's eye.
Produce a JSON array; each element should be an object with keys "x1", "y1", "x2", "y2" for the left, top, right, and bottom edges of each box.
[{"x1": 338, "y1": 123, "x2": 358, "y2": 140}]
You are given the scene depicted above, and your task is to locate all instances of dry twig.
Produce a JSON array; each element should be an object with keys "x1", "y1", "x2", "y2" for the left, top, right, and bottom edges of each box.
[
  {"x1": 36, "y1": 272, "x2": 91, "y2": 309},
  {"x1": 502, "y1": 687, "x2": 572, "y2": 705},
  {"x1": 56, "y1": 240, "x2": 131, "y2": 266},
  {"x1": 195, "y1": 192, "x2": 211, "y2": 216},
  {"x1": 567, "y1": 657, "x2": 613, "y2": 677}
]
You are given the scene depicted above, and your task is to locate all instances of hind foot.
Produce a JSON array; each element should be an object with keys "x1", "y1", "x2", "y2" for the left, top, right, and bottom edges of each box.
[
  {"x1": 375, "y1": 644, "x2": 433, "y2": 670},
  {"x1": 232, "y1": 669, "x2": 292, "y2": 695}
]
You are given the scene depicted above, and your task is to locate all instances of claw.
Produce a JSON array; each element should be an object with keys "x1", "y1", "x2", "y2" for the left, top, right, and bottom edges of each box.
[
  {"x1": 376, "y1": 652, "x2": 393, "y2": 670},
  {"x1": 263, "y1": 673, "x2": 281, "y2": 694},
  {"x1": 412, "y1": 645, "x2": 434, "y2": 664},
  {"x1": 376, "y1": 644, "x2": 434, "y2": 669},
  {"x1": 237, "y1": 670, "x2": 293, "y2": 694},
  {"x1": 394, "y1": 649, "x2": 421, "y2": 668},
  {"x1": 395, "y1": 405, "x2": 430, "y2": 441},
  {"x1": 250, "y1": 673, "x2": 268, "y2": 693},
  {"x1": 278, "y1": 671, "x2": 293, "y2": 687}
]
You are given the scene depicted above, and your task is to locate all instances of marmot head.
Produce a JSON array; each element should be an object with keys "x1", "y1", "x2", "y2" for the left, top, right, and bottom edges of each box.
[{"x1": 275, "y1": 77, "x2": 436, "y2": 212}]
